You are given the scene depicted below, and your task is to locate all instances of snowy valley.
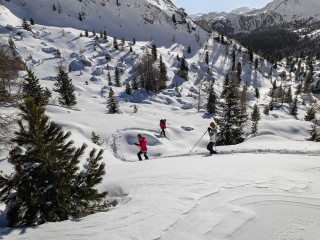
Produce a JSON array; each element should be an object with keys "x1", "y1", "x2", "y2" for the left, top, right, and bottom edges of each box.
[{"x1": 0, "y1": 0, "x2": 320, "y2": 239}]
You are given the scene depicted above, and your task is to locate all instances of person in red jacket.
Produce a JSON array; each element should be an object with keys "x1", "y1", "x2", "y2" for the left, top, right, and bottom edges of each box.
[
  {"x1": 160, "y1": 119, "x2": 166, "y2": 138},
  {"x1": 135, "y1": 134, "x2": 149, "y2": 161}
]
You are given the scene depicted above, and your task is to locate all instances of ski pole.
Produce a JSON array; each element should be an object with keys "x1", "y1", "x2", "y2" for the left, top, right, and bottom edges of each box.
[{"x1": 189, "y1": 130, "x2": 207, "y2": 153}]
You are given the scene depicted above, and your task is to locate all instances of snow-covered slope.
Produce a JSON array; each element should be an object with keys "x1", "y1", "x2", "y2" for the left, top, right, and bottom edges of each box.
[
  {"x1": 0, "y1": 0, "x2": 320, "y2": 239},
  {"x1": 196, "y1": 0, "x2": 320, "y2": 34}
]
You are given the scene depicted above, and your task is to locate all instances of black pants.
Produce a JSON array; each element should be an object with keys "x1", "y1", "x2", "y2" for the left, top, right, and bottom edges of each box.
[
  {"x1": 160, "y1": 129, "x2": 166, "y2": 137},
  {"x1": 137, "y1": 151, "x2": 149, "y2": 161},
  {"x1": 207, "y1": 142, "x2": 218, "y2": 154}
]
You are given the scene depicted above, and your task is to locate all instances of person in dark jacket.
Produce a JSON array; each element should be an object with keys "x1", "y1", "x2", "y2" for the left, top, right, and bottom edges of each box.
[
  {"x1": 135, "y1": 134, "x2": 149, "y2": 161},
  {"x1": 160, "y1": 119, "x2": 166, "y2": 137},
  {"x1": 207, "y1": 122, "x2": 218, "y2": 154}
]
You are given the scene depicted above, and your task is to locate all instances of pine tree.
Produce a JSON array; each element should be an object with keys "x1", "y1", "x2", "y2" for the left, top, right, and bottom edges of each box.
[
  {"x1": 284, "y1": 87, "x2": 292, "y2": 103},
  {"x1": 151, "y1": 44, "x2": 157, "y2": 60},
  {"x1": 221, "y1": 73, "x2": 229, "y2": 97},
  {"x1": 0, "y1": 97, "x2": 108, "y2": 227},
  {"x1": 237, "y1": 62, "x2": 242, "y2": 80},
  {"x1": 107, "y1": 72, "x2": 112, "y2": 86},
  {"x1": 113, "y1": 37, "x2": 118, "y2": 50},
  {"x1": 131, "y1": 75, "x2": 139, "y2": 90},
  {"x1": 23, "y1": 69, "x2": 47, "y2": 106},
  {"x1": 205, "y1": 51, "x2": 209, "y2": 65},
  {"x1": 215, "y1": 81, "x2": 247, "y2": 145},
  {"x1": 54, "y1": 67, "x2": 77, "y2": 108},
  {"x1": 133, "y1": 38, "x2": 136, "y2": 45},
  {"x1": 304, "y1": 107, "x2": 316, "y2": 121},
  {"x1": 79, "y1": 13, "x2": 82, "y2": 21},
  {"x1": 53, "y1": 4, "x2": 56, "y2": 11},
  {"x1": 187, "y1": 46, "x2": 191, "y2": 54},
  {"x1": 30, "y1": 18, "x2": 35, "y2": 25},
  {"x1": 85, "y1": 30, "x2": 88, "y2": 37},
  {"x1": 114, "y1": 67, "x2": 121, "y2": 87},
  {"x1": 263, "y1": 105, "x2": 270, "y2": 115},
  {"x1": 178, "y1": 57, "x2": 188, "y2": 80},
  {"x1": 172, "y1": 14, "x2": 176, "y2": 23},
  {"x1": 251, "y1": 103, "x2": 261, "y2": 134},
  {"x1": 254, "y1": 58, "x2": 259, "y2": 69},
  {"x1": 107, "y1": 87, "x2": 119, "y2": 113},
  {"x1": 290, "y1": 97, "x2": 298, "y2": 115},
  {"x1": 206, "y1": 86, "x2": 216, "y2": 115},
  {"x1": 158, "y1": 55, "x2": 167, "y2": 90},
  {"x1": 232, "y1": 49, "x2": 236, "y2": 71},
  {"x1": 103, "y1": 30, "x2": 107, "y2": 40},
  {"x1": 91, "y1": 131, "x2": 101, "y2": 145},
  {"x1": 307, "y1": 120, "x2": 320, "y2": 142},
  {"x1": 125, "y1": 82, "x2": 131, "y2": 95},
  {"x1": 255, "y1": 88, "x2": 260, "y2": 98},
  {"x1": 22, "y1": 19, "x2": 31, "y2": 31}
]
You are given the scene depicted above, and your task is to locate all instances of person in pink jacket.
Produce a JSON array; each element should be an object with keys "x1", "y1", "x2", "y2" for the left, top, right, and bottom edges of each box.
[{"x1": 135, "y1": 134, "x2": 149, "y2": 161}]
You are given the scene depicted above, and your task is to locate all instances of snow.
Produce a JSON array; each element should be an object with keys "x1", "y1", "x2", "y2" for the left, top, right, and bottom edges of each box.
[{"x1": 0, "y1": 0, "x2": 320, "y2": 239}]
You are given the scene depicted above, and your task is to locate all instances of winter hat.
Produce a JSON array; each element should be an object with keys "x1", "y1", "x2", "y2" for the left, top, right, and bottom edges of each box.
[{"x1": 210, "y1": 122, "x2": 215, "y2": 127}]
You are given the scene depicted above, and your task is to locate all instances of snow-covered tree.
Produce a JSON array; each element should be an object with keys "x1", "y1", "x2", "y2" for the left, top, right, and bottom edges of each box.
[
  {"x1": 0, "y1": 97, "x2": 108, "y2": 227},
  {"x1": 206, "y1": 86, "x2": 216, "y2": 115},
  {"x1": 307, "y1": 120, "x2": 320, "y2": 142},
  {"x1": 54, "y1": 67, "x2": 77, "y2": 108},
  {"x1": 304, "y1": 106, "x2": 316, "y2": 121},
  {"x1": 91, "y1": 131, "x2": 101, "y2": 145},
  {"x1": 107, "y1": 87, "x2": 119, "y2": 113},
  {"x1": 114, "y1": 67, "x2": 121, "y2": 87},
  {"x1": 251, "y1": 103, "x2": 261, "y2": 134}
]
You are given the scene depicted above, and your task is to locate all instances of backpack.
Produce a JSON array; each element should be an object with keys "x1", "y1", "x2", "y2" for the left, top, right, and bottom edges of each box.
[{"x1": 160, "y1": 119, "x2": 166, "y2": 125}]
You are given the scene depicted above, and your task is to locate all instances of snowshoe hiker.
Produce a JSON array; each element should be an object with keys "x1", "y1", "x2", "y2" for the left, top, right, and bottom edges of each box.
[
  {"x1": 207, "y1": 122, "x2": 218, "y2": 154},
  {"x1": 135, "y1": 134, "x2": 149, "y2": 161},
  {"x1": 160, "y1": 119, "x2": 166, "y2": 138}
]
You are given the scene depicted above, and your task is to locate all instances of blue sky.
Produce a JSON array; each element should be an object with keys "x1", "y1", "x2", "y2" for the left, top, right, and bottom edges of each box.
[{"x1": 171, "y1": 0, "x2": 273, "y2": 14}]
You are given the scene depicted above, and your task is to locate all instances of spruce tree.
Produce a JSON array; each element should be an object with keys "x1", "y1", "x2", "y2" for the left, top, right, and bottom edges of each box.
[
  {"x1": 304, "y1": 107, "x2": 316, "y2": 121},
  {"x1": 133, "y1": 38, "x2": 136, "y2": 45},
  {"x1": 91, "y1": 131, "x2": 101, "y2": 145},
  {"x1": 158, "y1": 55, "x2": 167, "y2": 90},
  {"x1": 113, "y1": 37, "x2": 118, "y2": 50},
  {"x1": 151, "y1": 44, "x2": 157, "y2": 60},
  {"x1": 107, "y1": 88, "x2": 119, "y2": 113},
  {"x1": 215, "y1": 81, "x2": 247, "y2": 145},
  {"x1": 307, "y1": 120, "x2": 320, "y2": 142},
  {"x1": 255, "y1": 88, "x2": 260, "y2": 98},
  {"x1": 103, "y1": 30, "x2": 107, "y2": 40},
  {"x1": 125, "y1": 82, "x2": 131, "y2": 95},
  {"x1": 54, "y1": 67, "x2": 77, "y2": 108},
  {"x1": 22, "y1": 19, "x2": 31, "y2": 31},
  {"x1": 187, "y1": 46, "x2": 191, "y2": 54},
  {"x1": 23, "y1": 69, "x2": 47, "y2": 106},
  {"x1": 30, "y1": 18, "x2": 35, "y2": 25},
  {"x1": 85, "y1": 30, "x2": 88, "y2": 37},
  {"x1": 284, "y1": 87, "x2": 292, "y2": 103},
  {"x1": 172, "y1": 14, "x2": 176, "y2": 23},
  {"x1": 205, "y1": 51, "x2": 209, "y2": 65},
  {"x1": 114, "y1": 67, "x2": 121, "y2": 87},
  {"x1": 206, "y1": 86, "x2": 216, "y2": 115},
  {"x1": 290, "y1": 97, "x2": 298, "y2": 115},
  {"x1": 0, "y1": 97, "x2": 108, "y2": 227},
  {"x1": 237, "y1": 62, "x2": 242, "y2": 80},
  {"x1": 263, "y1": 105, "x2": 270, "y2": 115},
  {"x1": 53, "y1": 4, "x2": 56, "y2": 11},
  {"x1": 107, "y1": 72, "x2": 112, "y2": 86},
  {"x1": 131, "y1": 75, "x2": 139, "y2": 90},
  {"x1": 251, "y1": 103, "x2": 261, "y2": 134}
]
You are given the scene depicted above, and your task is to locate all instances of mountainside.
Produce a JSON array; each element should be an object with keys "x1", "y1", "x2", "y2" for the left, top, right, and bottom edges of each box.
[
  {"x1": 1, "y1": 0, "x2": 320, "y2": 238},
  {"x1": 195, "y1": 0, "x2": 320, "y2": 57}
]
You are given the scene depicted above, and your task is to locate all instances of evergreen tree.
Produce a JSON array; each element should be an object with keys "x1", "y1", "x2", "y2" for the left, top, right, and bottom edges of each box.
[
  {"x1": 290, "y1": 97, "x2": 298, "y2": 115},
  {"x1": 133, "y1": 38, "x2": 136, "y2": 45},
  {"x1": 255, "y1": 88, "x2": 260, "y2": 98},
  {"x1": 107, "y1": 72, "x2": 112, "y2": 86},
  {"x1": 284, "y1": 87, "x2": 292, "y2": 103},
  {"x1": 0, "y1": 97, "x2": 108, "y2": 227},
  {"x1": 22, "y1": 19, "x2": 31, "y2": 31},
  {"x1": 254, "y1": 58, "x2": 259, "y2": 69},
  {"x1": 251, "y1": 103, "x2": 261, "y2": 134},
  {"x1": 306, "y1": 120, "x2": 320, "y2": 142},
  {"x1": 103, "y1": 30, "x2": 107, "y2": 40},
  {"x1": 237, "y1": 62, "x2": 242, "y2": 80},
  {"x1": 107, "y1": 87, "x2": 119, "y2": 113},
  {"x1": 131, "y1": 75, "x2": 139, "y2": 90},
  {"x1": 263, "y1": 105, "x2": 270, "y2": 115},
  {"x1": 215, "y1": 81, "x2": 247, "y2": 145},
  {"x1": 172, "y1": 14, "x2": 176, "y2": 23},
  {"x1": 205, "y1": 51, "x2": 209, "y2": 65},
  {"x1": 187, "y1": 46, "x2": 191, "y2": 54},
  {"x1": 54, "y1": 67, "x2": 77, "y2": 108},
  {"x1": 113, "y1": 37, "x2": 118, "y2": 50},
  {"x1": 85, "y1": 30, "x2": 88, "y2": 37},
  {"x1": 79, "y1": 13, "x2": 82, "y2": 21},
  {"x1": 221, "y1": 73, "x2": 229, "y2": 97},
  {"x1": 23, "y1": 69, "x2": 47, "y2": 106},
  {"x1": 158, "y1": 55, "x2": 167, "y2": 90},
  {"x1": 125, "y1": 82, "x2": 131, "y2": 95},
  {"x1": 30, "y1": 18, "x2": 35, "y2": 25},
  {"x1": 249, "y1": 49, "x2": 253, "y2": 62},
  {"x1": 53, "y1": 4, "x2": 56, "y2": 11},
  {"x1": 232, "y1": 49, "x2": 236, "y2": 71},
  {"x1": 114, "y1": 67, "x2": 121, "y2": 87},
  {"x1": 206, "y1": 86, "x2": 216, "y2": 115},
  {"x1": 151, "y1": 44, "x2": 157, "y2": 60},
  {"x1": 304, "y1": 107, "x2": 316, "y2": 121},
  {"x1": 91, "y1": 131, "x2": 101, "y2": 145}
]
